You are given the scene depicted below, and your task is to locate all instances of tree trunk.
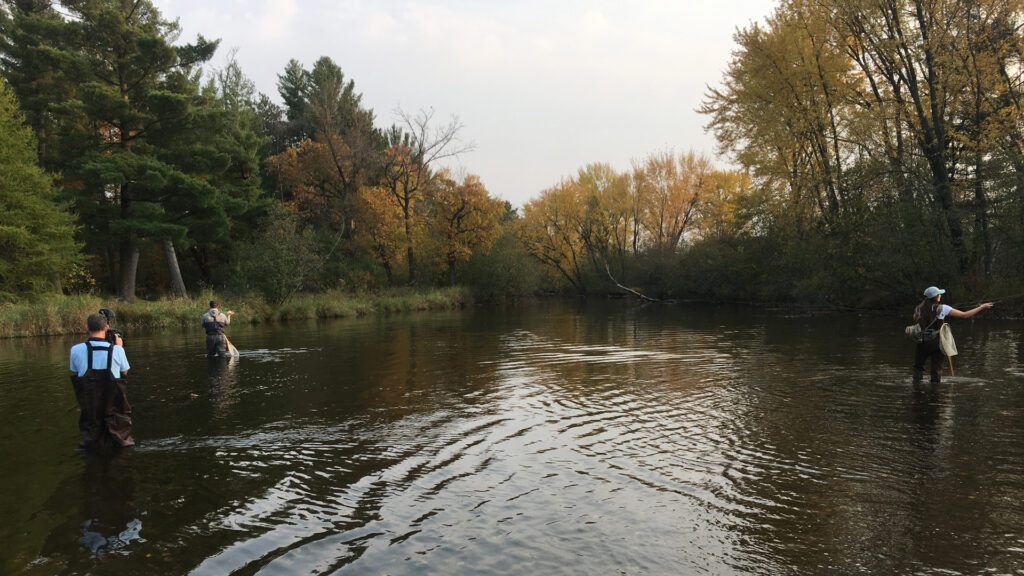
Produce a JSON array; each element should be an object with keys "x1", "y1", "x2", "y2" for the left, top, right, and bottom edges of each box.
[
  {"x1": 118, "y1": 182, "x2": 137, "y2": 302},
  {"x1": 926, "y1": 154, "x2": 969, "y2": 273},
  {"x1": 405, "y1": 213, "x2": 416, "y2": 285},
  {"x1": 407, "y1": 245, "x2": 416, "y2": 285},
  {"x1": 973, "y1": 153, "x2": 991, "y2": 279},
  {"x1": 163, "y1": 238, "x2": 188, "y2": 299},
  {"x1": 118, "y1": 241, "x2": 139, "y2": 302}
]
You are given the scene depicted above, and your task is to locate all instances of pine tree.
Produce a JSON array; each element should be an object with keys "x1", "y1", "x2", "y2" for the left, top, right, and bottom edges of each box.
[
  {"x1": 3, "y1": 0, "x2": 221, "y2": 301},
  {"x1": 185, "y1": 57, "x2": 271, "y2": 285},
  {"x1": 0, "y1": 78, "x2": 81, "y2": 300}
]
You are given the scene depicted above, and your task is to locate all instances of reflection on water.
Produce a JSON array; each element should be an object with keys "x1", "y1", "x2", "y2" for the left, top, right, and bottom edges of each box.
[
  {"x1": 74, "y1": 454, "x2": 146, "y2": 559},
  {"x1": 30, "y1": 450, "x2": 146, "y2": 570},
  {"x1": 2, "y1": 302, "x2": 1024, "y2": 574},
  {"x1": 206, "y1": 357, "x2": 239, "y2": 414}
]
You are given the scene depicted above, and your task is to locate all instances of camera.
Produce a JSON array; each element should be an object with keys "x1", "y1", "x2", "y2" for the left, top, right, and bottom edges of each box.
[
  {"x1": 98, "y1": 307, "x2": 123, "y2": 345},
  {"x1": 105, "y1": 327, "x2": 123, "y2": 345}
]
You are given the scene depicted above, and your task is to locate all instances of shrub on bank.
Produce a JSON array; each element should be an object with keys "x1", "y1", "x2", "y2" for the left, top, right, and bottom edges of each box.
[
  {"x1": 0, "y1": 287, "x2": 473, "y2": 339},
  {"x1": 0, "y1": 294, "x2": 101, "y2": 338}
]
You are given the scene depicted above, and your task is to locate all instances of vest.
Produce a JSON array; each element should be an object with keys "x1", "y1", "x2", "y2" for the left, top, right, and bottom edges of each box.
[
  {"x1": 920, "y1": 305, "x2": 946, "y2": 329},
  {"x1": 70, "y1": 340, "x2": 133, "y2": 450},
  {"x1": 203, "y1": 310, "x2": 226, "y2": 336},
  {"x1": 916, "y1": 305, "x2": 945, "y2": 342}
]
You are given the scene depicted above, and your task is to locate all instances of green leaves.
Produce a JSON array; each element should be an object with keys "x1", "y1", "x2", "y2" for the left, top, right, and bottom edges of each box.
[{"x1": 0, "y1": 79, "x2": 82, "y2": 300}]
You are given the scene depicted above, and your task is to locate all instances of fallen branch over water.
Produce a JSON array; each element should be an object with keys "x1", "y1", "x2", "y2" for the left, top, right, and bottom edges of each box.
[{"x1": 604, "y1": 262, "x2": 660, "y2": 303}]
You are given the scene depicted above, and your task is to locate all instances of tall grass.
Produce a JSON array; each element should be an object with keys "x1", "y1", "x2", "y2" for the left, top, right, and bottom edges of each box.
[{"x1": 0, "y1": 287, "x2": 473, "y2": 339}]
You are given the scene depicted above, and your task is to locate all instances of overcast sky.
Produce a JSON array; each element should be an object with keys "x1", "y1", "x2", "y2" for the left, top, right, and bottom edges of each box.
[{"x1": 152, "y1": 0, "x2": 775, "y2": 207}]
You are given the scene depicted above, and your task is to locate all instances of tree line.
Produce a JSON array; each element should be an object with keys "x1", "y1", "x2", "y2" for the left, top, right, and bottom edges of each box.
[
  {"x1": 521, "y1": 0, "x2": 1024, "y2": 308},
  {"x1": 699, "y1": 0, "x2": 1024, "y2": 307},
  {"x1": 516, "y1": 153, "x2": 752, "y2": 298},
  {"x1": 0, "y1": 0, "x2": 519, "y2": 304},
  {"x1": 5, "y1": 0, "x2": 1024, "y2": 309}
]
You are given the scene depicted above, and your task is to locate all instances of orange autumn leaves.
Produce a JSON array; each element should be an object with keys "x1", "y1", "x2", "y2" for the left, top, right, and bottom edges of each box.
[
  {"x1": 518, "y1": 151, "x2": 750, "y2": 291},
  {"x1": 430, "y1": 172, "x2": 505, "y2": 284},
  {"x1": 268, "y1": 137, "x2": 504, "y2": 284}
]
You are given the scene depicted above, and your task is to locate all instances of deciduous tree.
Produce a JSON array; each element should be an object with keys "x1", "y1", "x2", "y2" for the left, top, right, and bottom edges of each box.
[
  {"x1": 518, "y1": 179, "x2": 588, "y2": 293},
  {"x1": 354, "y1": 184, "x2": 405, "y2": 284},
  {"x1": 381, "y1": 108, "x2": 471, "y2": 284},
  {"x1": 428, "y1": 171, "x2": 503, "y2": 285},
  {"x1": 631, "y1": 151, "x2": 713, "y2": 254}
]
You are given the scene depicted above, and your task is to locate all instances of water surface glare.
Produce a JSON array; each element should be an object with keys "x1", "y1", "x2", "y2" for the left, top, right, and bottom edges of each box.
[{"x1": 3, "y1": 301, "x2": 1024, "y2": 574}]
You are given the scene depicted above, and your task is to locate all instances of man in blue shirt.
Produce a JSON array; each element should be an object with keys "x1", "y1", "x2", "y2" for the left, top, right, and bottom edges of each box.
[
  {"x1": 70, "y1": 315, "x2": 130, "y2": 377},
  {"x1": 70, "y1": 313, "x2": 133, "y2": 449}
]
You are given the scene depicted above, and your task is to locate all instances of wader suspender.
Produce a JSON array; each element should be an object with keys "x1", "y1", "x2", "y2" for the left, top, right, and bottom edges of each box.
[
  {"x1": 205, "y1": 312, "x2": 225, "y2": 336},
  {"x1": 84, "y1": 340, "x2": 114, "y2": 374}
]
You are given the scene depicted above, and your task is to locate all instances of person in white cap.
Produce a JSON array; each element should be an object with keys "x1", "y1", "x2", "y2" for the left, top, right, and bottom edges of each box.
[{"x1": 912, "y1": 286, "x2": 993, "y2": 384}]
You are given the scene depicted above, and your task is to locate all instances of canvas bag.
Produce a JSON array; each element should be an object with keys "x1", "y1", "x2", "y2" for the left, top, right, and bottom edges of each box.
[{"x1": 905, "y1": 316, "x2": 938, "y2": 343}]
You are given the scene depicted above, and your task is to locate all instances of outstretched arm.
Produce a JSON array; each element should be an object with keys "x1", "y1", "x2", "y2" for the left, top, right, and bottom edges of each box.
[{"x1": 947, "y1": 302, "x2": 994, "y2": 319}]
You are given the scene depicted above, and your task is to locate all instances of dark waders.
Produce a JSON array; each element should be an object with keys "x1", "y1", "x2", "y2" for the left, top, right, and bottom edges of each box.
[
  {"x1": 203, "y1": 311, "x2": 231, "y2": 357},
  {"x1": 205, "y1": 333, "x2": 228, "y2": 357},
  {"x1": 71, "y1": 341, "x2": 133, "y2": 450},
  {"x1": 913, "y1": 331, "x2": 945, "y2": 384}
]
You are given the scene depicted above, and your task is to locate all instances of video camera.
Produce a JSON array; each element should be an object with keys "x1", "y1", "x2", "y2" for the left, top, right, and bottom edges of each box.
[{"x1": 98, "y1": 307, "x2": 123, "y2": 345}]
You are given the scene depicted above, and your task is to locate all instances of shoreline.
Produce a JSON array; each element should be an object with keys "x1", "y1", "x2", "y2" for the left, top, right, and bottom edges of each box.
[
  {"x1": 4, "y1": 290, "x2": 1015, "y2": 340},
  {"x1": 0, "y1": 287, "x2": 473, "y2": 339}
]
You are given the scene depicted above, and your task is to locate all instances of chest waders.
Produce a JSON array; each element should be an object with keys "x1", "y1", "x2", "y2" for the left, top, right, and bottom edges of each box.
[
  {"x1": 203, "y1": 314, "x2": 229, "y2": 357},
  {"x1": 202, "y1": 317, "x2": 225, "y2": 354},
  {"x1": 913, "y1": 308, "x2": 946, "y2": 384},
  {"x1": 71, "y1": 341, "x2": 133, "y2": 450}
]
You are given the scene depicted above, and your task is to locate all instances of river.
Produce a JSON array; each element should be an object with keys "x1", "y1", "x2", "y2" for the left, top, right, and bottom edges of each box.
[{"x1": 2, "y1": 301, "x2": 1023, "y2": 574}]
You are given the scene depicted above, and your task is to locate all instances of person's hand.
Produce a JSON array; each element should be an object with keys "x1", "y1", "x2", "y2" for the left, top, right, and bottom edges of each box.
[
  {"x1": 228, "y1": 310, "x2": 235, "y2": 316},
  {"x1": 981, "y1": 302, "x2": 994, "y2": 309},
  {"x1": 115, "y1": 334, "x2": 124, "y2": 347}
]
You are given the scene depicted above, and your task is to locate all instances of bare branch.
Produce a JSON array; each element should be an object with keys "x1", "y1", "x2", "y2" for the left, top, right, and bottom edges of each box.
[{"x1": 394, "y1": 106, "x2": 475, "y2": 167}]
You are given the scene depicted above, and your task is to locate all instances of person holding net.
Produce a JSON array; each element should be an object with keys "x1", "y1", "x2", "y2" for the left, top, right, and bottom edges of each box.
[
  {"x1": 201, "y1": 300, "x2": 237, "y2": 358},
  {"x1": 912, "y1": 286, "x2": 993, "y2": 384}
]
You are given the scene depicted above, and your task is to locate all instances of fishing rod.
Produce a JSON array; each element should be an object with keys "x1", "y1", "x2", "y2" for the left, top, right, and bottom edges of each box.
[{"x1": 959, "y1": 291, "x2": 1024, "y2": 309}]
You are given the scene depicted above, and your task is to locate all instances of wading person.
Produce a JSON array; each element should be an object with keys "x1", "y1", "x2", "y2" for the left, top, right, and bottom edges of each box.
[
  {"x1": 912, "y1": 286, "x2": 993, "y2": 384},
  {"x1": 202, "y1": 300, "x2": 234, "y2": 357},
  {"x1": 70, "y1": 313, "x2": 133, "y2": 450}
]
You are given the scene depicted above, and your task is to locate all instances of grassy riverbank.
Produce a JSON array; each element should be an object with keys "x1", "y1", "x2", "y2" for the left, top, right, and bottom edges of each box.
[{"x1": 0, "y1": 287, "x2": 473, "y2": 339}]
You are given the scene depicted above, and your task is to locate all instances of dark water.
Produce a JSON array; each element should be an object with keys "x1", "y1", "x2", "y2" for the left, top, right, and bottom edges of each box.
[{"x1": 2, "y1": 301, "x2": 1024, "y2": 575}]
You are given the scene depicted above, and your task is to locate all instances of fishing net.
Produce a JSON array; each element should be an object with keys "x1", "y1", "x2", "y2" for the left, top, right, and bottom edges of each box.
[{"x1": 939, "y1": 324, "x2": 958, "y2": 357}]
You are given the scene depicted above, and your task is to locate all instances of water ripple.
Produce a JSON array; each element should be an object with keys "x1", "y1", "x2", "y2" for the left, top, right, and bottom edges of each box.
[{"x1": 9, "y1": 307, "x2": 1022, "y2": 575}]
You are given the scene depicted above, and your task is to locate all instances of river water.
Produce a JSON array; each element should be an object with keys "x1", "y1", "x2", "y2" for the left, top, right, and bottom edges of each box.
[{"x1": 2, "y1": 301, "x2": 1023, "y2": 575}]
